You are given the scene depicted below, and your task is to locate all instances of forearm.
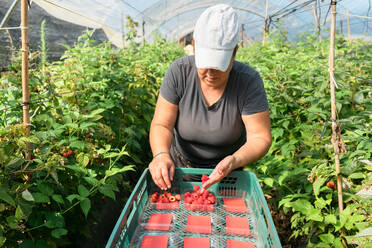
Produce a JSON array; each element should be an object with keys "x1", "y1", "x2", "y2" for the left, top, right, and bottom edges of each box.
[
  {"x1": 149, "y1": 122, "x2": 174, "y2": 156},
  {"x1": 231, "y1": 135, "x2": 272, "y2": 170}
]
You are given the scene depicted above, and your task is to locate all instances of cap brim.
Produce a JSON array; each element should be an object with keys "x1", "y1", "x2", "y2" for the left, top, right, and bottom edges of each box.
[{"x1": 194, "y1": 45, "x2": 233, "y2": 72}]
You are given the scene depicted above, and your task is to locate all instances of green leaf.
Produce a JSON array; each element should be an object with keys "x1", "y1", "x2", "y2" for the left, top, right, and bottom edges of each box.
[
  {"x1": 32, "y1": 193, "x2": 50, "y2": 203},
  {"x1": 104, "y1": 152, "x2": 121, "y2": 158},
  {"x1": 15, "y1": 205, "x2": 24, "y2": 220},
  {"x1": 19, "y1": 240, "x2": 34, "y2": 248},
  {"x1": 80, "y1": 198, "x2": 91, "y2": 218},
  {"x1": 353, "y1": 91, "x2": 364, "y2": 104},
  {"x1": 263, "y1": 177, "x2": 274, "y2": 187},
  {"x1": 99, "y1": 185, "x2": 116, "y2": 200},
  {"x1": 18, "y1": 137, "x2": 40, "y2": 147},
  {"x1": 324, "y1": 214, "x2": 337, "y2": 224},
  {"x1": 77, "y1": 153, "x2": 90, "y2": 167},
  {"x1": 0, "y1": 236, "x2": 5, "y2": 246},
  {"x1": 87, "y1": 108, "x2": 105, "y2": 118},
  {"x1": 51, "y1": 228, "x2": 68, "y2": 238},
  {"x1": 21, "y1": 190, "x2": 35, "y2": 202},
  {"x1": 70, "y1": 140, "x2": 85, "y2": 150},
  {"x1": 18, "y1": 200, "x2": 33, "y2": 218},
  {"x1": 0, "y1": 187, "x2": 16, "y2": 207},
  {"x1": 37, "y1": 183, "x2": 54, "y2": 196},
  {"x1": 349, "y1": 213, "x2": 366, "y2": 224},
  {"x1": 291, "y1": 199, "x2": 313, "y2": 214},
  {"x1": 6, "y1": 216, "x2": 18, "y2": 229},
  {"x1": 281, "y1": 143, "x2": 295, "y2": 156},
  {"x1": 307, "y1": 208, "x2": 323, "y2": 222},
  {"x1": 271, "y1": 128, "x2": 284, "y2": 140},
  {"x1": 333, "y1": 238, "x2": 344, "y2": 248},
  {"x1": 278, "y1": 197, "x2": 292, "y2": 208},
  {"x1": 66, "y1": 194, "x2": 79, "y2": 203},
  {"x1": 79, "y1": 122, "x2": 97, "y2": 130},
  {"x1": 318, "y1": 233, "x2": 335, "y2": 243},
  {"x1": 314, "y1": 197, "x2": 331, "y2": 209},
  {"x1": 282, "y1": 120, "x2": 290, "y2": 129},
  {"x1": 65, "y1": 164, "x2": 87, "y2": 175},
  {"x1": 45, "y1": 212, "x2": 65, "y2": 229},
  {"x1": 278, "y1": 170, "x2": 289, "y2": 185},
  {"x1": 84, "y1": 177, "x2": 100, "y2": 186},
  {"x1": 105, "y1": 165, "x2": 135, "y2": 178},
  {"x1": 78, "y1": 185, "x2": 90, "y2": 198},
  {"x1": 50, "y1": 170, "x2": 61, "y2": 186},
  {"x1": 7, "y1": 158, "x2": 24, "y2": 168},
  {"x1": 349, "y1": 172, "x2": 365, "y2": 179},
  {"x1": 313, "y1": 178, "x2": 326, "y2": 197},
  {"x1": 52, "y1": 194, "x2": 64, "y2": 204},
  {"x1": 65, "y1": 123, "x2": 79, "y2": 130}
]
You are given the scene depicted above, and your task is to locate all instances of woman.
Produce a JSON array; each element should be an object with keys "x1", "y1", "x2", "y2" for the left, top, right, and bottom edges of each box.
[{"x1": 148, "y1": 4, "x2": 272, "y2": 191}]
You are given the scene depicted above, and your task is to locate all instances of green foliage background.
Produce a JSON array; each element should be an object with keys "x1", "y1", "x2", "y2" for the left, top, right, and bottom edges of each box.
[
  {"x1": 237, "y1": 31, "x2": 371, "y2": 247},
  {"x1": 0, "y1": 28, "x2": 371, "y2": 247}
]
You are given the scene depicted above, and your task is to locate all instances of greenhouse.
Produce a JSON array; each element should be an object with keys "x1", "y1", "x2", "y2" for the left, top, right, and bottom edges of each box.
[{"x1": 0, "y1": 0, "x2": 371, "y2": 247}]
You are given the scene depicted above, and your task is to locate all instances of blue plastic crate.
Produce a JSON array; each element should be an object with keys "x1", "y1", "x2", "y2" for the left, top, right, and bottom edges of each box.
[{"x1": 106, "y1": 168, "x2": 282, "y2": 248}]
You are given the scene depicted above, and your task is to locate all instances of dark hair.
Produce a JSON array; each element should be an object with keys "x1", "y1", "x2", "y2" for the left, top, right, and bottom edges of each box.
[{"x1": 232, "y1": 45, "x2": 238, "y2": 57}]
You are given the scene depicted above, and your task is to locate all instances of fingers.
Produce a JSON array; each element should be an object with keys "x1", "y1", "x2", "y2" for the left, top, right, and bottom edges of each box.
[
  {"x1": 202, "y1": 170, "x2": 223, "y2": 190},
  {"x1": 169, "y1": 164, "x2": 175, "y2": 181},
  {"x1": 202, "y1": 156, "x2": 234, "y2": 190},
  {"x1": 162, "y1": 167, "x2": 172, "y2": 189},
  {"x1": 149, "y1": 159, "x2": 174, "y2": 190}
]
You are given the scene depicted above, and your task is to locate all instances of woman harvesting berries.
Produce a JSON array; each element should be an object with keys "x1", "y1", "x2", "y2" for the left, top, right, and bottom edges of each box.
[{"x1": 149, "y1": 4, "x2": 272, "y2": 191}]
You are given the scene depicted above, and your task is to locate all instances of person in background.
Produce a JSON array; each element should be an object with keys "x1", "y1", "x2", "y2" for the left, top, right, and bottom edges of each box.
[
  {"x1": 148, "y1": 4, "x2": 272, "y2": 191},
  {"x1": 183, "y1": 44, "x2": 194, "y2": 56}
]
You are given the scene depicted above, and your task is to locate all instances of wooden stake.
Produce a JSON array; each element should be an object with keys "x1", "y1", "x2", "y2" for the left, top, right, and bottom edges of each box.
[
  {"x1": 312, "y1": 5, "x2": 322, "y2": 41},
  {"x1": 21, "y1": 0, "x2": 31, "y2": 159},
  {"x1": 328, "y1": 0, "x2": 344, "y2": 214},
  {"x1": 262, "y1": 0, "x2": 269, "y2": 46},
  {"x1": 346, "y1": 8, "x2": 351, "y2": 41}
]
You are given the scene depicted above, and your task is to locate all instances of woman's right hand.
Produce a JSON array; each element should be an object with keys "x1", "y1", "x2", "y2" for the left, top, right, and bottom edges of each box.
[{"x1": 149, "y1": 153, "x2": 175, "y2": 190}]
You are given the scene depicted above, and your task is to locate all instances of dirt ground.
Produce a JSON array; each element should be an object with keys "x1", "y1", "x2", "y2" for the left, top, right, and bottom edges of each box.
[{"x1": 268, "y1": 202, "x2": 307, "y2": 247}]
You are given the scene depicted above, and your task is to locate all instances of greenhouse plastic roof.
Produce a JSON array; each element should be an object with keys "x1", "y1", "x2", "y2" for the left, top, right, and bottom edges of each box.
[{"x1": 32, "y1": 0, "x2": 372, "y2": 47}]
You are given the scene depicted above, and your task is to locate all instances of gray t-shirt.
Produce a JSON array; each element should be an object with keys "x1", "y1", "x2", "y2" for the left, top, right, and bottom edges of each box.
[{"x1": 160, "y1": 55, "x2": 268, "y2": 167}]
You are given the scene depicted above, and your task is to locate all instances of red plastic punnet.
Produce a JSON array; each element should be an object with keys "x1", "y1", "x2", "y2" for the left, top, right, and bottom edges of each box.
[
  {"x1": 140, "y1": 235, "x2": 169, "y2": 248},
  {"x1": 145, "y1": 213, "x2": 173, "y2": 231},
  {"x1": 223, "y1": 198, "x2": 249, "y2": 213},
  {"x1": 186, "y1": 215, "x2": 211, "y2": 234},
  {"x1": 226, "y1": 239, "x2": 255, "y2": 248},
  {"x1": 184, "y1": 236, "x2": 210, "y2": 248},
  {"x1": 225, "y1": 216, "x2": 251, "y2": 236}
]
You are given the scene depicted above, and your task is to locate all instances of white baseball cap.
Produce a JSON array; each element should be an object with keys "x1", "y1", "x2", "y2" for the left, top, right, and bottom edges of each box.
[{"x1": 193, "y1": 4, "x2": 239, "y2": 72}]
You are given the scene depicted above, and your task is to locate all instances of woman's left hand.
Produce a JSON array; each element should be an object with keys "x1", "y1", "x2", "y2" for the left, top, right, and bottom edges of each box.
[{"x1": 201, "y1": 155, "x2": 236, "y2": 191}]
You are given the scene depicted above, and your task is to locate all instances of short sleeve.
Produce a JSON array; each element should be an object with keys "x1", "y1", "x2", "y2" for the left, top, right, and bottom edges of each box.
[
  {"x1": 160, "y1": 61, "x2": 183, "y2": 105},
  {"x1": 241, "y1": 72, "x2": 269, "y2": 115}
]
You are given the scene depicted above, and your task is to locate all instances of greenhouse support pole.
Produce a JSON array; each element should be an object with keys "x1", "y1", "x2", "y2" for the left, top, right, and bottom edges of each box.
[
  {"x1": 142, "y1": 20, "x2": 145, "y2": 45},
  {"x1": 328, "y1": 0, "x2": 344, "y2": 214},
  {"x1": 262, "y1": 0, "x2": 269, "y2": 46},
  {"x1": 240, "y1": 24, "x2": 245, "y2": 47},
  {"x1": 312, "y1": 5, "x2": 322, "y2": 41},
  {"x1": 121, "y1": 11, "x2": 125, "y2": 48},
  {"x1": 346, "y1": 8, "x2": 351, "y2": 41},
  {"x1": 21, "y1": 0, "x2": 31, "y2": 159},
  {"x1": 0, "y1": 0, "x2": 20, "y2": 34}
]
